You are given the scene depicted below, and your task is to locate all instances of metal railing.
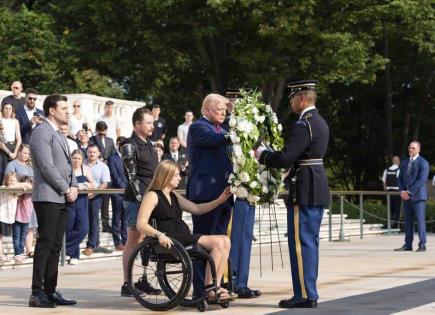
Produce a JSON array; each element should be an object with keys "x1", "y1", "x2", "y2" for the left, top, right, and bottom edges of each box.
[{"x1": 1, "y1": 188, "x2": 433, "y2": 265}]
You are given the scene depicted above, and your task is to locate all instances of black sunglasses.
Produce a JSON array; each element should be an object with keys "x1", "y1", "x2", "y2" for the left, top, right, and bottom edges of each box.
[{"x1": 27, "y1": 97, "x2": 37, "y2": 101}]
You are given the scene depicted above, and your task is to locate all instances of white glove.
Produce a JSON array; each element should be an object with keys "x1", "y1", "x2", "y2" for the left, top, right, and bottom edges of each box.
[{"x1": 255, "y1": 145, "x2": 267, "y2": 160}]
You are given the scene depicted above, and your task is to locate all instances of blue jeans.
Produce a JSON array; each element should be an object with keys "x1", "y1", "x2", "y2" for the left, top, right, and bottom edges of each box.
[
  {"x1": 86, "y1": 196, "x2": 103, "y2": 249},
  {"x1": 12, "y1": 221, "x2": 28, "y2": 256},
  {"x1": 66, "y1": 196, "x2": 89, "y2": 258}
]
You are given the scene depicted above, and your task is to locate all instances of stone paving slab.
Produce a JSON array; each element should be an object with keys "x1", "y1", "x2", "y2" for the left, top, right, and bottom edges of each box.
[{"x1": 0, "y1": 234, "x2": 434, "y2": 314}]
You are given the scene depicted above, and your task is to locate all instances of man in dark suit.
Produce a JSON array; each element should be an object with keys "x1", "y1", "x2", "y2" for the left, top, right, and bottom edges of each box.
[
  {"x1": 255, "y1": 80, "x2": 330, "y2": 309},
  {"x1": 29, "y1": 94, "x2": 78, "y2": 308},
  {"x1": 89, "y1": 120, "x2": 116, "y2": 232},
  {"x1": 89, "y1": 121, "x2": 116, "y2": 161},
  {"x1": 15, "y1": 88, "x2": 44, "y2": 144},
  {"x1": 107, "y1": 136, "x2": 128, "y2": 250},
  {"x1": 395, "y1": 141, "x2": 429, "y2": 252},
  {"x1": 162, "y1": 136, "x2": 189, "y2": 189},
  {"x1": 186, "y1": 93, "x2": 233, "y2": 296}
]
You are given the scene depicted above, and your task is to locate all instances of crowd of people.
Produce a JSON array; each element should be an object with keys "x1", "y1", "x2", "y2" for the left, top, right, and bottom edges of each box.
[{"x1": 0, "y1": 81, "x2": 194, "y2": 266}]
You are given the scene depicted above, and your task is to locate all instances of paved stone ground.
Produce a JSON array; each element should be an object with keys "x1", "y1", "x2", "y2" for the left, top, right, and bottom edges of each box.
[{"x1": 0, "y1": 234, "x2": 434, "y2": 315}]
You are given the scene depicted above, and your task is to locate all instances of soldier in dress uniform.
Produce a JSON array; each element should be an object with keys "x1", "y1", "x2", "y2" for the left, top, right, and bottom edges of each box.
[
  {"x1": 255, "y1": 80, "x2": 330, "y2": 308},
  {"x1": 225, "y1": 90, "x2": 261, "y2": 299}
]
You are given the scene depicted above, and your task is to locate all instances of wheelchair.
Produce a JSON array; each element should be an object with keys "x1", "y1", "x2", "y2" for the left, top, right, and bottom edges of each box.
[{"x1": 127, "y1": 236, "x2": 234, "y2": 312}]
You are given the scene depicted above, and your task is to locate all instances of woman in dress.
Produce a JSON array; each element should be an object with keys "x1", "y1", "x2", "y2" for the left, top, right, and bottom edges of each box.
[
  {"x1": 66, "y1": 149, "x2": 95, "y2": 265},
  {"x1": 136, "y1": 160, "x2": 233, "y2": 299},
  {"x1": 0, "y1": 103, "x2": 22, "y2": 181}
]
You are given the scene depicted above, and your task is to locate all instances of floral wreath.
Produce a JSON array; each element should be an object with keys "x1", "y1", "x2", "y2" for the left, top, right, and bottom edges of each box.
[{"x1": 228, "y1": 89, "x2": 284, "y2": 205}]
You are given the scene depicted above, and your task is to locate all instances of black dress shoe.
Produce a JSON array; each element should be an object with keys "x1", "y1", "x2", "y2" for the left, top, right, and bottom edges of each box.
[
  {"x1": 237, "y1": 287, "x2": 261, "y2": 298},
  {"x1": 29, "y1": 292, "x2": 56, "y2": 308},
  {"x1": 394, "y1": 245, "x2": 412, "y2": 251},
  {"x1": 47, "y1": 291, "x2": 77, "y2": 305},
  {"x1": 416, "y1": 245, "x2": 426, "y2": 252},
  {"x1": 279, "y1": 297, "x2": 317, "y2": 308}
]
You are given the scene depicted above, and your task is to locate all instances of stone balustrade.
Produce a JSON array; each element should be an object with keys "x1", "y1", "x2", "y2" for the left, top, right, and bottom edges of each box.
[{"x1": 0, "y1": 90, "x2": 145, "y2": 137}]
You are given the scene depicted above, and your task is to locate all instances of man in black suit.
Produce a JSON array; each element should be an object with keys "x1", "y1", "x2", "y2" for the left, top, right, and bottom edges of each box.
[
  {"x1": 15, "y1": 88, "x2": 44, "y2": 144},
  {"x1": 29, "y1": 94, "x2": 78, "y2": 308},
  {"x1": 89, "y1": 121, "x2": 116, "y2": 232},
  {"x1": 162, "y1": 136, "x2": 189, "y2": 189}
]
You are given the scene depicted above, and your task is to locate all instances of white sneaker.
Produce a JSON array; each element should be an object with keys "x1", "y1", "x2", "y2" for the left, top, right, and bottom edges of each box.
[{"x1": 69, "y1": 258, "x2": 79, "y2": 265}]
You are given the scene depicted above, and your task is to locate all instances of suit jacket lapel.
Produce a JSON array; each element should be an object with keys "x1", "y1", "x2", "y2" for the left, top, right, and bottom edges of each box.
[{"x1": 52, "y1": 127, "x2": 70, "y2": 158}]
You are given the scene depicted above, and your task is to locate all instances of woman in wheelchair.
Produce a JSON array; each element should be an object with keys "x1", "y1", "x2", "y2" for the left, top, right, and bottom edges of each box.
[{"x1": 136, "y1": 160, "x2": 233, "y2": 300}]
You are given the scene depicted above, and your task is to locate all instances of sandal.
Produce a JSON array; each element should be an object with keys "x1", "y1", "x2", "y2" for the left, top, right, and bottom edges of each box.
[
  {"x1": 27, "y1": 251, "x2": 34, "y2": 258},
  {"x1": 207, "y1": 288, "x2": 236, "y2": 302}
]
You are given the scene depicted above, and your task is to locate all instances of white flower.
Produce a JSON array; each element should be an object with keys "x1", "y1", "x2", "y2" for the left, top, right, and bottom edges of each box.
[
  {"x1": 265, "y1": 105, "x2": 272, "y2": 113},
  {"x1": 229, "y1": 131, "x2": 239, "y2": 144},
  {"x1": 233, "y1": 164, "x2": 239, "y2": 173},
  {"x1": 272, "y1": 113, "x2": 278, "y2": 124},
  {"x1": 228, "y1": 174, "x2": 235, "y2": 182},
  {"x1": 233, "y1": 145, "x2": 243, "y2": 158},
  {"x1": 262, "y1": 186, "x2": 269, "y2": 193},
  {"x1": 278, "y1": 124, "x2": 282, "y2": 131},
  {"x1": 235, "y1": 186, "x2": 249, "y2": 199},
  {"x1": 249, "y1": 181, "x2": 258, "y2": 188},
  {"x1": 237, "y1": 156, "x2": 246, "y2": 166},
  {"x1": 257, "y1": 115, "x2": 265, "y2": 123},
  {"x1": 247, "y1": 194, "x2": 261, "y2": 204},
  {"x1": 239, "y1": 172, "x2": 250, "y2": 183},
  {"x1": 252, "y1": 107, "x2": 258, "y2": 115},
  {"x1": 229, "y1": 117, "x2": 237, "y2": 128},
  {"x1": 234, "y1": 179, "x2": 241, "y2": 187},
  {"x1": 230, "y1": 186, "x2": 238, "y2": 193}
]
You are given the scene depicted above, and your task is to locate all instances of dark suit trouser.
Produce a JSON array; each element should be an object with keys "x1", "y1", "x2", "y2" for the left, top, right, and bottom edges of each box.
[
  {"x1": 32, "y1": 202, "x2": 69, "y2": 294},
  {"x1": 403, "y1": 200, "x2": 426, "y2": 248},
  {"x1": 191, "y1": 200, "x2": 232, "y2": 296},
  {"x1": 111, "y1": 194, "x2": 127, "y2": 246},
  {"x1": 101, "y1": 194, "x2": 111, "y2": 230},
  {"x1": 387, "y1": 190, "x2": 401, "y2": 225}
]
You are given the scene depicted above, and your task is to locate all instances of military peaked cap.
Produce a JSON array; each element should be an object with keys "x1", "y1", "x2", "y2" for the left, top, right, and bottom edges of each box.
[{"x1": 288, "y1": 80, "x2": 318, "y2": 98}]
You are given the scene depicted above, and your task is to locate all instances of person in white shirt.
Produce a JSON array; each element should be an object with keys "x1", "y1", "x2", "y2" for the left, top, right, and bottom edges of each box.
[
  {"x1": 97, "y1": 100, "x2": 121, "y2": 141},
  {"x1": 59, "y1": 123, "x2": 78, "y2": 155},
  {"x1": 382, "y1": 156, "x2": 401, "y2": 227},
  {"x1": 177, "y1": 110, "x2": 194, "y2": 149},
  {"x1": 68, "y1": 100, "x2": 92, "y2": 139}
]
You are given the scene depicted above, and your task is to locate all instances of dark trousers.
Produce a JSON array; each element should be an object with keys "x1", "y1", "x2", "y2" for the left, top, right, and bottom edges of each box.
[
  {"x1": 12, "y1": 221, "x2": 29, "y2": 256},
  {"x1": 66, "y1": 196, "x2": 89, "y2": 259},
  {"x1": 403, "y1": 200, "x2": 427, "y2": 248},
  {"x1": 87, "y1": 196, "x2": 102, "y2": 249},
  {"x1": 230, "y1": 199, "x2": 255, "y2": 290},
  {"x1": 111, "y1": 194, "x2": 127, "y2": 246},
  {"x1": 101, "y1": 194, "x2": 111, "y2": 230},
  {"x1": 387, "y1": 190, "x2": 401, "y2": 225},
  {"x1": 287, "y1": 204, "x2": 324, "y2": 300},
  {"x1": 32, "y1": 202, "x2": 69, "y2": 294},
  {"x1": 192, "y1": 200, "x2": 232, "y2": 296}
]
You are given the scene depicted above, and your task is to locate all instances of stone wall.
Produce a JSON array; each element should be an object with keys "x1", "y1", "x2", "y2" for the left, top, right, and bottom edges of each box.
[{"x1": 0, "y1": 90, "x2": 145, "y2": 137}]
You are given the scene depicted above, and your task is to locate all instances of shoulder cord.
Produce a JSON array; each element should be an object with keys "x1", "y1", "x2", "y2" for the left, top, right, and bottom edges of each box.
[{"x1": 303, "y1": 113, "x2": 313, "y2": 141}]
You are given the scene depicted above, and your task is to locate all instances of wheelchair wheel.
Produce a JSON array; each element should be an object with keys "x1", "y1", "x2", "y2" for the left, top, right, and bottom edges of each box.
[
  {"x1": 128, "y1": 238, "x2": 192, "y2": 311},
  {"x1": 157, "y1": 259, "x2": 203, "y2": 308}
]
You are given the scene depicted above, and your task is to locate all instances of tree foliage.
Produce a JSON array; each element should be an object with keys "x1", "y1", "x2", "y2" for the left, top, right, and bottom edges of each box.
[{"x1": 1, "y1": 0, "x2": 434, "y2": 189}]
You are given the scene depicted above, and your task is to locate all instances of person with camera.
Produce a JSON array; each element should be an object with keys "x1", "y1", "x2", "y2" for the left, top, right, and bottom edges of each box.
[
  {"x1": 68, "y1": 100, "x2": 92, "y2": 139},
  {"x1": 15, "y1": 88, "x2": 44, "y2": 145}
]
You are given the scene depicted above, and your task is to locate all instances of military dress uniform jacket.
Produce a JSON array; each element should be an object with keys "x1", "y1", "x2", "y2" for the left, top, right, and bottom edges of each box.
[{"x1": 259, "y1": 108, "x2": 330, "y2": 206}]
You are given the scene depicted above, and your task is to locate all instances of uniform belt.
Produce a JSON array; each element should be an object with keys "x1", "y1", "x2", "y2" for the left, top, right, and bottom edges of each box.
[{"x1": 298, "y1": 159, "x2": 323, "y2": 166}]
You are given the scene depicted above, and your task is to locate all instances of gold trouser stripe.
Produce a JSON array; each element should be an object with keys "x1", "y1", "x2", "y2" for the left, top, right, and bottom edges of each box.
[
  {"x1": 294, "y1": 205, "x2": 307, "y2": 298},
  {"x1": 223, "y1": 211, "x2": 233, "y2": 283}
]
